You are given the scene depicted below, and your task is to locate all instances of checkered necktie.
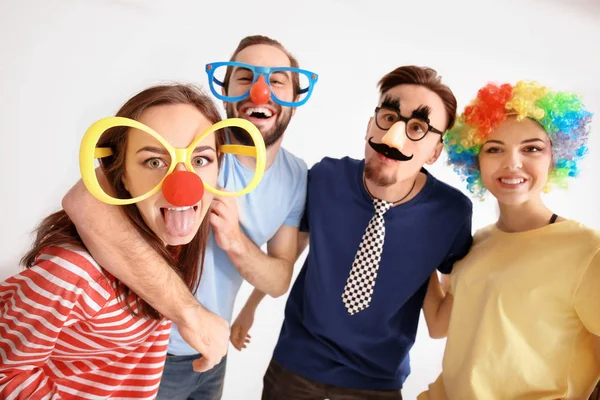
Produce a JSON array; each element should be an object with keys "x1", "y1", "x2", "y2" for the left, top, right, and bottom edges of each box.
[{"x1": 342, "y1": 198, "x2": 393, "y2": 315}]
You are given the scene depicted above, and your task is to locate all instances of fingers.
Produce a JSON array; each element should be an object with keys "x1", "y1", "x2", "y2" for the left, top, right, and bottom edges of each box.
[
  {"x1": 210, "y1": 197, "x2": 237, "y2": 222},
  {"x1": 230, "y1": 336, "x2": 244, "y2": 351},
  {"x1": 210, "y1": 199, "x2": 228, "y2": 217},
  {"x1": 229, "y1": 326, "x2": 251, "y2": 351},
  {"x1": 230, "y1": 325, "x2": 240, "y2": 347},
  {"x1": 211, "y1": 195, "x2": 236, "y2": 210},
  {"x1": 193, "y1": 356, "x2": 217, "y2": 373},
  {"x1": 209, "y1": 201, "x2": 241, "y2": 239},
  {"x1": 231, "y1": 338, "x2": 242, "y2": 351},
  {"x1": 240, "y1": 333, "x2": 251, "y2": 347},
  {"x1": 231, "y1": 324, "x2": 242, "y2": 349},
  {"x1": 211, "y1": 197, "x2": 238, "y2": 222},
  {"x1": 209, "y1": 212, "x2": 225, "y2": 230}
]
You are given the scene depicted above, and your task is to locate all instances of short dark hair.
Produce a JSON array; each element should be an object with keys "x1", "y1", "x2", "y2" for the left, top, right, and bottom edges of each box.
[
  {"x1": 378, "y1": 66, "x2": 457, "y2": 132},
  {"x1": 222, "y1": 35, "x2": 301, "y2": 96}
]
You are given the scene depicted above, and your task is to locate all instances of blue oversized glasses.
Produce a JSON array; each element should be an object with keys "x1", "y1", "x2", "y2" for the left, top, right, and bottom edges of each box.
[{"x1": 205, "y1": 61, "x2": 318, "y2": 107}]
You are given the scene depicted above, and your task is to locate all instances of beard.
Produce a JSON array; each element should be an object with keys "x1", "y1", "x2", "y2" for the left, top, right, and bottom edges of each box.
[
  {"x1": 225, "y1": 102, "x2": 292, "y2": 148},
  {"x1": 364, "y1": 157, "x2": 397, "y2": 187}
]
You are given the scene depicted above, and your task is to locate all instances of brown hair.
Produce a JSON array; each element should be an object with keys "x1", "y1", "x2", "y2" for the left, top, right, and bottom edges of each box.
[
  {"x1": 378, "y1": 66, "x2": 457, "y2": 132},
  {"x1": 21, "y1": 83, "x2": 226, "y2": 320},
  {"x1": 222, "y1": 35, "x2": 302, "y2": 98}
]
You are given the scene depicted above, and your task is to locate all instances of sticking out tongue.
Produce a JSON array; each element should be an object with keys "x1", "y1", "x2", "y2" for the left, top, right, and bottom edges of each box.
[{"x1": 163, "y1": 207, "x2": 196, "y2": 237}]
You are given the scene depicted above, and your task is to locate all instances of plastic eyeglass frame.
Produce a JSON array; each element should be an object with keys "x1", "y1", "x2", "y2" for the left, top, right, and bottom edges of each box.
[
  {"x1": 205, "y1": 61, "x2": 319, "y2": 107},
  {"x1": 79, "y1": 116, "x2": 266, "y2": 205},
  {"x1": 374, "y1": 107, "x2": 444, "y2": 141}
]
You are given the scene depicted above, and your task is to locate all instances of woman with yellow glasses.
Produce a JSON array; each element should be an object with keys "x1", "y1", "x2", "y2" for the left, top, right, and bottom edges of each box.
[{"x1": 0, "y1": 83, "x2": 265, "y2": 399}]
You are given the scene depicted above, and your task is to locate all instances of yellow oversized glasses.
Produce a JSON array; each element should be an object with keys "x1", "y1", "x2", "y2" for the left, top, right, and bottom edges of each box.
[{"x1": 79, "y1": 116, "x2": 266, "y2": 205}]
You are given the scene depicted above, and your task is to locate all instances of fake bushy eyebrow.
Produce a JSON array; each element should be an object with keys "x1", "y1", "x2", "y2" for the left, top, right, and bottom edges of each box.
[
  {"x1": 380, "y1": 96, "x2": 401, "y2": 111},
  {"x1": 381, "y1": 97, "x2": 432, "y2": 123},
  {"x1": 410, "y1": 105, "x2": 432, "y2": 123}
]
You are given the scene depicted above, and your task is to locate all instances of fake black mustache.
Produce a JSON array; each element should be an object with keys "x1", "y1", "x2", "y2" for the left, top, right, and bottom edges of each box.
[{"x1": 368, "y1": 138, "x2": 413, "y2": 161}]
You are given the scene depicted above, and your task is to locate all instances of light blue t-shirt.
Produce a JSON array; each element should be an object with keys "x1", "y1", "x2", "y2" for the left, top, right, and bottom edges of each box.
[{"x1": 167, "y1": 146, "x2": 308, "y2": 355}]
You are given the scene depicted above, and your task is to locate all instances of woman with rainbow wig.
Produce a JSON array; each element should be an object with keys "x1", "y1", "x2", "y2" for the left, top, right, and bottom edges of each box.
[{"x1": 418, "y1": 80, "x2": 600, "y2": 399}]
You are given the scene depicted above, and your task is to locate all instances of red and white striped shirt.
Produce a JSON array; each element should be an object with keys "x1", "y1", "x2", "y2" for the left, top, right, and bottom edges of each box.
[{"x1": 0, "y1": 245, "x2": 172, "y2": 399}]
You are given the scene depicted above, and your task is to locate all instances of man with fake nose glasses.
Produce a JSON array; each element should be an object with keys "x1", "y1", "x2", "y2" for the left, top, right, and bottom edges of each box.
[{"x1": 261, "y1": 65, "x2": 474, "y2": 400}]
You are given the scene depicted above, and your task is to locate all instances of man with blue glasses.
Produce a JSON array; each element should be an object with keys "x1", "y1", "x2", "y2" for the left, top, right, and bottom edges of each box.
[
  {"x1": 204, "y1": 49, "x2": 317, "y2": 148},
  {"x1": 155, "y1": 35, "x2": 319, "y2": 399},
  {"x1": 61, "y1": 34, "x2": 319, "y2": 400},
  {"x1": 206, "y1": 59, "x2": 317, "y2": 108}
]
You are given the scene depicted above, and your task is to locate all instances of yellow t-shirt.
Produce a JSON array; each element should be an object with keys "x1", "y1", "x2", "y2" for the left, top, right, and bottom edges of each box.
[{"x1": 419, "y1": 220, "x2": 600, "y2": 400}]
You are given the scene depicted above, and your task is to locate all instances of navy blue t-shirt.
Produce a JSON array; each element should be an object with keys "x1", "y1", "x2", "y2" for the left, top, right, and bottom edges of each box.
[{"x1": 272, "y1": 157, "x2": 473, "y2": 390}]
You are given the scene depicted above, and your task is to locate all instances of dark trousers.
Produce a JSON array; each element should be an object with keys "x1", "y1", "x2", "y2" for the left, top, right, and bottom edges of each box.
[{"x1": 261, "y1": 358, "x2": 403, "y2": 400}]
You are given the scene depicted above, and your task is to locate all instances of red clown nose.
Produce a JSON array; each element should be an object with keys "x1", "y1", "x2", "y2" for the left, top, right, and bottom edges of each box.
[
  {"x1": 249, "y1": 75, "x2": 270, "y2": 104},
  {"x1": 161, "y1": 171, "x2": 204, "y2": 207}
]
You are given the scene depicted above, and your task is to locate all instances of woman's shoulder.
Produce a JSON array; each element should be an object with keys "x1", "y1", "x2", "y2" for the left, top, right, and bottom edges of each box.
[
  {"x1": 472, "y1": 223, "x2": 497, "y2": 242},
  {"x1": 37, "y1": 244, "x2": 100, "y2": 271},
  {"x1": 559, "y1": 220, "x2": 600, "y2": 250},
  {"x1": 34, "y1": 244, "x2": 114, "y2": 293},
  {"x1": 473, "y1": 220, "x2": 600, "y2": 246}
]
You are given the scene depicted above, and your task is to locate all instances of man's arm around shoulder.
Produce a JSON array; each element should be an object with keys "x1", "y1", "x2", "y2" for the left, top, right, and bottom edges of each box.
[{"x1": 62, "y1": 173, "x2": 229, "y2": 371}]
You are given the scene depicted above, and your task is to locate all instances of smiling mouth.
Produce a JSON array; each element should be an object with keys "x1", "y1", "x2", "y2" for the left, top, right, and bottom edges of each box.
[
  {"x1": 241, "y1": 106, "x2": 275, "y2": 121},
  {"x1": 498, "y1": 178, "x2": 527, "y2": 186}
]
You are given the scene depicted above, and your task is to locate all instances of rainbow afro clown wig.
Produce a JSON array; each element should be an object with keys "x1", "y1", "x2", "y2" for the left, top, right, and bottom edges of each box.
[{"x1": 444, "y1": 80, "x2": 593, "y2": 199}]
